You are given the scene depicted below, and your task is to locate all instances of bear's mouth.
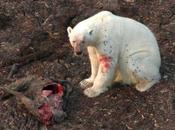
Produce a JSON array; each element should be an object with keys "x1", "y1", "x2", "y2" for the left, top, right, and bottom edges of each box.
[{"x1": 74, "y1": 51, "x2": 82, "y2": 56}]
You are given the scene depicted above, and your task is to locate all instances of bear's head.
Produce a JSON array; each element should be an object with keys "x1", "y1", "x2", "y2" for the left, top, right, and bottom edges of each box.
[{"x1": 67, "y1": 26, "x2": 94, "y2": 56}]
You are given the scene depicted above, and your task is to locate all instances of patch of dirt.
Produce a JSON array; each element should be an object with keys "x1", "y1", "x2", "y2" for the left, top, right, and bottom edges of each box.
[{"x1": 0, "y1": 0, "x2": 175, "y2": 130}]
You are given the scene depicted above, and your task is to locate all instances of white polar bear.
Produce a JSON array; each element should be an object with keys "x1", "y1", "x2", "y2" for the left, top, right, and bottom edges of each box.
[{"x1": 67, "y1": 11, "x2": 161, "y2": 98}]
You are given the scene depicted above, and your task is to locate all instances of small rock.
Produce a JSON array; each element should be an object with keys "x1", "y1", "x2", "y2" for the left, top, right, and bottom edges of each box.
[
  {"x1": 71, "y1": 63, "x2": 75, "y2": 66},
  {"x1": 163, "y1": 75, "x2": 168, "y2": 79},
  {"x1": 66, "y1": 77, "x2": 71, "y2": 82},
  {"x1": 59, "y1": 59, "x2": 64, "y2": 64},
  {"x1": 160, "y1": 89, "x2": 169, "y2": 93},
  {"x1": 64, "y1": 63, "x2": 70, "y2": 69},
  {"x1": 123, "y1": 0, "x2": 135, "y2": 3},
  {"x1": 172, "y1": 42, "x2": 175, "y2": 46}
]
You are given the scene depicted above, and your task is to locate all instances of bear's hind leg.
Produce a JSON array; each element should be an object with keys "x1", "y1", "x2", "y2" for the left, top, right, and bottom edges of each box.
[
  {"x1": 129, "y1": 57, "x2": 160, "y2": 92},
  {"x1": 114, "y1": 69, "x2": 123, "y2": 83},
  {"x1": 80, "y1": 46, "x2": 99, "y2": 89}
]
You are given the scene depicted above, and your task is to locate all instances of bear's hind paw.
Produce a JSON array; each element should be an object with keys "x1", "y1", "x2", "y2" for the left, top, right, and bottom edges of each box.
[{"x1": 135, "y1": 80, "x2": 158, "y2": 92}]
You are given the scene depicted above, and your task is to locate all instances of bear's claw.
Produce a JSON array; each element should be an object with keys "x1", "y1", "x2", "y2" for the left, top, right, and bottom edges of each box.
[{"x1": 79, "y1": 79, "x2": 93, "y2": 89}]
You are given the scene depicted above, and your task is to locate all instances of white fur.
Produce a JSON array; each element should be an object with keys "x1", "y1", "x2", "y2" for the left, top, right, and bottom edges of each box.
[{"x1": 67, "y1": 11, "x2": 161, "y2": 97}]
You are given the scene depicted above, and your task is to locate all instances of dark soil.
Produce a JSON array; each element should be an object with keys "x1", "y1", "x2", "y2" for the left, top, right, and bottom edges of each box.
[{"x1": 0, "y1": 0, "x2": 175, "y2": 130}]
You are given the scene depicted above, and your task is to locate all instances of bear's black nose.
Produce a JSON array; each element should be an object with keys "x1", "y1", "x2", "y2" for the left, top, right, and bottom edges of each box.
[{"x1": 75, "y1": 51, "x2": 82, "y2": 55}]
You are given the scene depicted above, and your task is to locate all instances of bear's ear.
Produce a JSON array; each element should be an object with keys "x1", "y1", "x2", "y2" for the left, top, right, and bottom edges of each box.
[
  {"x1": 88, "y1": 29, "x2": 93, "y2": 35},
  {"x1": 67, "y1": 27, "x2": 73, "y2": 36}
]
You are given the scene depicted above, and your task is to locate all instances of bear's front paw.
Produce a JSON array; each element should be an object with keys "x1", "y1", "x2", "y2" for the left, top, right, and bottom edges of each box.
[
  {"x1": 84, "y1": 88, "x2": 101, "y2": 98},
  {"x1": 79, "y1": 79, "x2": 93, "y2": 89}
]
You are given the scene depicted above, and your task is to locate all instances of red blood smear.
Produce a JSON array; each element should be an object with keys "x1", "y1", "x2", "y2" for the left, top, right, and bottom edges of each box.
[
  {"x1": 99, "y1": 55, "x2": 112, "y2": 63},
  {"x1": 104, "y1": 63, "x2": 110, "y2": 68},
  {"x1": 57, "y1": 83, "x2": 64, "y2": 97},
  {"x1": 99, "y1": 55, "x2": 112, "y2": 72},
  {"x1": 38, "y1": 103, "x2": 53, "y2": 125}
]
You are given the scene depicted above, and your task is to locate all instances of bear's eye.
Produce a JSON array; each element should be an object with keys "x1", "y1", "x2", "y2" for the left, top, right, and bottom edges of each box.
[{"x1": 72, "y1": 41, "x2": 76, "y2": 43}]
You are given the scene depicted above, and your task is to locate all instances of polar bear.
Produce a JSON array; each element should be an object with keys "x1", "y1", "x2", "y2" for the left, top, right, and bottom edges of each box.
[{"x1": 67, "y1": 11, "x2": 161, "y2": 98}]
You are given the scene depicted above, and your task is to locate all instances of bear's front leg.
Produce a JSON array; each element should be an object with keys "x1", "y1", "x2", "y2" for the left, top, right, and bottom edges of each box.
[
  {"x1": 80, "y1": 46, "x2": 99, "y2": 89},
  {"x1": 84, "y1": 55, "x2": 116, "y2": 97}
]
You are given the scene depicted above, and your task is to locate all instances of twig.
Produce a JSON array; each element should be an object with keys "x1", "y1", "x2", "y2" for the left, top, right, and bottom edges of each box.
[
  {"x1": 42, "y1": 15, "x2": 53, "y2": 26},
  {"x1": 121, "y1": 121, "x2": 132, "y2": 130},
  {"x1": 1, "y1": 51, "x2": 53, "y2": 67},
  {"x1": 7, "y1": 63, "x2": 20, "y2": 79},
  {"x1": 163, "y1": 62, "x2": 175, "y2": 66},
  {"x1": 135, "y1": 107, "x2": 145, "y2": 119}
]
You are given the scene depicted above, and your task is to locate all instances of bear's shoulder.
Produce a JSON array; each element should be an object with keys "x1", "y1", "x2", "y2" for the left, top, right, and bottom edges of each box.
[
  {"x1": 92, "y1": 11, "x2": 114, "y2": 19},
  {"x1": 96, "y1": 11, "x2": 113, "y2": 16},
  {"x1": 74, "y1": 11, "x2": 113, "y2": 29}
]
